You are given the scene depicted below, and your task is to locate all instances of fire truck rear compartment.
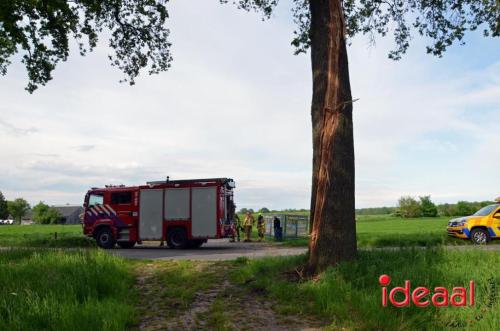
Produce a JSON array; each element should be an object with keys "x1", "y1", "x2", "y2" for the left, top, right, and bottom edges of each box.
[
  {"x1": 138, "y1": 186, "x2": 218, "y2": 241},
  {"x1": 139, "y1": 189, "x2": 164, "y2": 240},
  {"x1": 191, "y1": 187, "x2": 217, "y2": 237}
]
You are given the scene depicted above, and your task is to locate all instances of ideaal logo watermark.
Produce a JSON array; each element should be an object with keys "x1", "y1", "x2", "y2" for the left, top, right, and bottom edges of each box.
[
  {"x1": 378, "y1": 274, "x2": 474, "y2": 307},
  {"x1": 378, "y1": 275, "x2": 497, "y2": 328}
]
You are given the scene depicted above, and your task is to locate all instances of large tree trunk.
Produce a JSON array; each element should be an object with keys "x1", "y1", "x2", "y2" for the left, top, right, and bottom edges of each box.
[{"x1": 307, "y1": 0, "x2": 357, "y2": 274}]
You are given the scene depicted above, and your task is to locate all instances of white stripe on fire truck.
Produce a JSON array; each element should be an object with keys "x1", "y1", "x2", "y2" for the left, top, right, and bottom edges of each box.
[
  {"x1": 99, "y1": 205, "x2": 108, "y2": 215},
  {"x1": 90, "y1": 207, "x2": 98, "y2": 216},
  {"x1": 94, "y1": 205, "x2": 102, "y2": 215},
  {"x1": 105, "y1": 205, "x2": 116, "y2": 215},
  {"x1": 98, "y1": 204, "x2": 108, "y2": 215}
]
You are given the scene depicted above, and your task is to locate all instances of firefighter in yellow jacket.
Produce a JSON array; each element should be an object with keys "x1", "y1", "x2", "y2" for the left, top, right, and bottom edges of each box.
[{"x1": 243, "y1": 211, "x2": 255, "y2": 242}]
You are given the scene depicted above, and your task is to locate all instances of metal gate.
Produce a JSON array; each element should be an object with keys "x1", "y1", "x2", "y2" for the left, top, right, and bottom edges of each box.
[{"x1": 264, "y1": 214, "x2": 309, "y2": 239}]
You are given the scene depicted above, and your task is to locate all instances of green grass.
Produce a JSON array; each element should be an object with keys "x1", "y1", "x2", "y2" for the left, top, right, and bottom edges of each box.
[
  {"x1": 2, "y1": 215, "x2": 498, "y2": 249},
  {"x1": 153, "y1": 260, "x2": 222, "y2": 311},
  {"x1": 131, "y1": 260, "x2": 235, "y2": 329},
  {"x1": 279, "y1": 214, "x2": 499, "y2": 247},
  {"x1": 0, "y1": 249, "x2": 136, "y2": 330},
  {"x1": 0, "y1": 225, "x2": 94, "y2": 248},
  {"x1": 358, "y1": 215, "x2": 462, "y2": 247},
  {"x1": 230, "y1": 249, "x2": 500, "y2": 330}
]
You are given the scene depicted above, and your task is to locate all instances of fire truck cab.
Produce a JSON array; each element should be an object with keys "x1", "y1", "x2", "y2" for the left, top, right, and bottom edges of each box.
[{"x1": 83, "y1": 178, "x2": 236, "y2": 249}]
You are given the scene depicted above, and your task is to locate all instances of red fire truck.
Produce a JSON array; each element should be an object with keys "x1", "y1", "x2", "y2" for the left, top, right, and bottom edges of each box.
[{"x1": 82, "y1": 178, "x2": 236, "y2": 249}]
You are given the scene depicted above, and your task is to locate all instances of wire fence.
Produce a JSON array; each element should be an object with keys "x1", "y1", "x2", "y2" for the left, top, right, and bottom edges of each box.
[{"x1": 263, "y1": 214, "x2": 309, "y2": 240}]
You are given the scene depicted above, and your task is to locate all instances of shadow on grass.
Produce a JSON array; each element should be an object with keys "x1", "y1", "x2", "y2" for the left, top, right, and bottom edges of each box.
[{"x1": 231, "y1": 248, "x2": 499, "y2": 330}]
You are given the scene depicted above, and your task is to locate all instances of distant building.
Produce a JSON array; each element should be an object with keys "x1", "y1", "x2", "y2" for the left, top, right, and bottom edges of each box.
[{"x1": 52, "y1": 205, "x2": 84, "y2": 224}]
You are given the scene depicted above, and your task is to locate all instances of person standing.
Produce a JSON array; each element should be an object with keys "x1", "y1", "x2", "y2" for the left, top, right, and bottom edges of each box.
[
  {"x1": 231, "y1": 213, "x2": 241, "y2": 242},
  {"x1": 257, "y1": 214, "x2": 265, "y2": 242},
  {"x1": 243, "y1": 211, "x2": 254, "y2": 242},
  {"x1": 273, "y1": 216, "x2": 282, "y2": 241}
]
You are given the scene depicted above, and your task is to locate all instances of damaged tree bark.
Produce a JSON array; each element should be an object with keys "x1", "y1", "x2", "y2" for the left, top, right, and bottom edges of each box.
[{"x1": 307, "y1": 0, "x2": 357, "y2": 274}]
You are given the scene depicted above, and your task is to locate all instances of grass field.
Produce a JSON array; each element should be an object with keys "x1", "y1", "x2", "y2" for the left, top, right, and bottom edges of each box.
[
  {"x1": 231, "y1": 249, "x2": 500, "y2": 330},
  {"x1": 0, "y1": 249, "x2": 135, "y2": 330},
  {"x1": 279, "y1": 214, "x2": 500, "y2": 247},
  {"x1": 1, "y1": 214, "x2": 497, "y2": 249},
  {"x1": 0, "y1": 224, "x2": 94, "y2": 247},
  {"x1": 357, "y1": 215, "x2": 464, "y2": 247},
  {"x1": 1, "y1": 234, "x2": 498, "y2": 329}
]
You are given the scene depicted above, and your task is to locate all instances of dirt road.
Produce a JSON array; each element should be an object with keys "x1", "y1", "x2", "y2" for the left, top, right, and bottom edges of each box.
[{"x1": 108, "y1": 239, "x2": 307, "y2": 260}]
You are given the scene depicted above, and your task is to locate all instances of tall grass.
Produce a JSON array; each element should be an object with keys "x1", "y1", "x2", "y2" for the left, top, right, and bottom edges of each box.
[
  {"x1": 231, "y1": 249, "x2": 500, "y2": 330},
  {"x1": 0, "y1": 249, "x2": 135, "y2": 330}
]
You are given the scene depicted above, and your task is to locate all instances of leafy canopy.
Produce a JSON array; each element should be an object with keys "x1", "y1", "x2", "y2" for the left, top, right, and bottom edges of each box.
[
  {"x1": 0, "y1": 0, "x2": 497, "y2": 92},
  {"x1": 0, "y1": 191, "x2": 9, "y2": 219},
  {"x1": 398, "y1": 196, "x2": 422, "y2": 218},
  {"x1": 0, "y1": 0, "x2": 172, "y2": 92},
  {"x1": 7, "y1": 198, "x2": 30, "y2": 223},
  {"x1": 419, "y1": 195, "x2": 438, "y2": 217},
  {"x1": 32, "y1": 201, "x2": 62, "y2": 224}
]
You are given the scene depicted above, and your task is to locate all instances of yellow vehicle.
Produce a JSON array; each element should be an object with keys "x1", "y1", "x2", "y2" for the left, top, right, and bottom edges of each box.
[{"x1": 447, "y1": 198, "x2": 500, "y2": 244}]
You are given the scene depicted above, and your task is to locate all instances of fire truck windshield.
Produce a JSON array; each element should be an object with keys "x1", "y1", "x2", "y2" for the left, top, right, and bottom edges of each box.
[{"x1": 88, "y1": 194, "x2": 103, "y2": 206}]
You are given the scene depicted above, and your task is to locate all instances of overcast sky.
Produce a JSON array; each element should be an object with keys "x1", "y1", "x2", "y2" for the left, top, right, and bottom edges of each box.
[{"x1": 0, "y1": 1, "x2": 499, "y2": 210}]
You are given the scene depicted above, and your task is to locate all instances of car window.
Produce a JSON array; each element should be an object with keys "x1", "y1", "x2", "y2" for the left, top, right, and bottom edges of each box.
[
  {"x1": 111, "y1": 192, "x2": 132, "y2": 205},
  {"x1": 473, "y1": 204, "x2": 500, "y2": 217}
]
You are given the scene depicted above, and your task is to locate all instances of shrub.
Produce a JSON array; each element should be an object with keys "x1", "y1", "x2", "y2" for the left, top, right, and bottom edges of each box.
[
  {"x1": 419, "y1": 196, "x2": 438, "y2": 217},
  {"x1": 397, "y1": 196, "x2": 422, "y2": 218},
  {"x1": 32, "y1": 202, "x2": 62, "y2": 224}
]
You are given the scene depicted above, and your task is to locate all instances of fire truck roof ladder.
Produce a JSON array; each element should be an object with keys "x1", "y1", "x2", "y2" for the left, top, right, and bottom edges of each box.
[{"x1": 146, "y1": 177, "x2": 234, "y2": 186}]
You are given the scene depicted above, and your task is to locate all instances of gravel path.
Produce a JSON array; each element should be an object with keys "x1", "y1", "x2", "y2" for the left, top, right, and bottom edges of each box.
[
  {"x1": 108, "y1": 239, "x2": 307, "y2": 260},
  {"x1": 107, "y1": 239, "x2": 500, "y2": 260}
]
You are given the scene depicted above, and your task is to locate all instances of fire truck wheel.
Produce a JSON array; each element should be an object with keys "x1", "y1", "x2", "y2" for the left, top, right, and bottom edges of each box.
[
  {"x1": 167, "y1": 228, "x2": 188, "y2": 249},
  {"x1": 95, "y1": 227, "x2": 116, "y2": 249},
  {"x1": 470, "y1": 228, "x2": 490, "y2": 245},
  {"x1": 187, "y1": 240, "x2": 204, "y2": 249},
  {"x1": 117, "y1": 241, "x2": 136, "y2": 249}
]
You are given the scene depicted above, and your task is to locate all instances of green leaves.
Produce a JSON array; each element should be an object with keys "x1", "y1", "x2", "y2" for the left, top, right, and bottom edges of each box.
[
  {"x1": 0, "y1": 0, "x2": 172, "y2": 92},
  {"x1": 1, "y1": 1, "x2": 497, "y2": 92},
  {"x1": 7, "y1": 198, "x2": 30, "y2": 223},
  {"x1": 32, "y1": 201, "x2": 62, "y2": 224},
  {"x1": 343, "y1": 0, "x2": 499, "y2": 60},
  {"x1": 287, "y1": 0, "x2": 499, "y2": 60}
]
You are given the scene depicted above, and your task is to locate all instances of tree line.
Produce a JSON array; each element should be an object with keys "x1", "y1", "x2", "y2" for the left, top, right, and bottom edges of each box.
[
  {"x1": 358, "y1": 196, "x2": 496, "y2": 218},
  {"x1": 249, "y1": 196, "x2": 496, "y2": 218},
  {"x1": 0, "y1": 191, "x2": 62, "y2": 224}
]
